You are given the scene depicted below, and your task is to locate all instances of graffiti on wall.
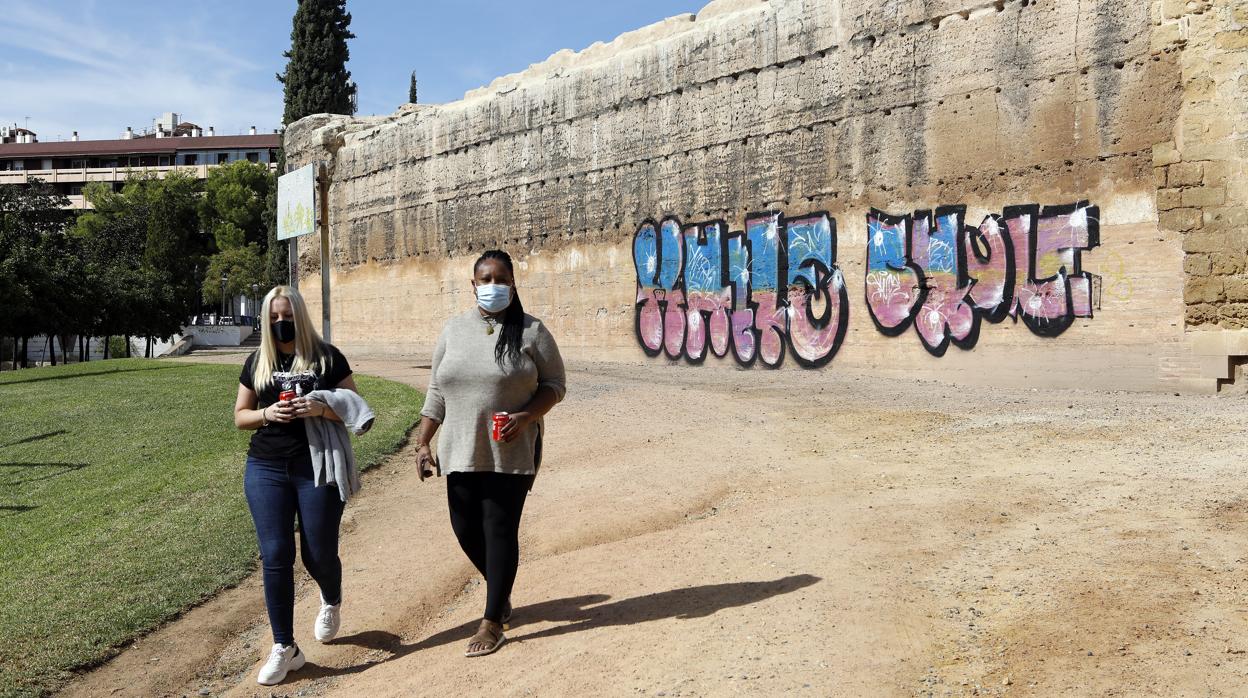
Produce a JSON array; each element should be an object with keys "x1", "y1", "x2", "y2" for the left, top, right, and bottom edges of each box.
[
  {"x1": 631, "y1": 201, "x2": 1100, "y2": 367},
  {"x1": 866, "y1": 201, "x2": 1100, "y2": 355},
  {"x1": 632, "y1": 212, "x2": 849, "y2": 368}
]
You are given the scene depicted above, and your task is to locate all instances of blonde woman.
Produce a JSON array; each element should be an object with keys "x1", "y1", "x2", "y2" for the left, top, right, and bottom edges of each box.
[{"x1": 233, "y1": 286, "x2": 357, "y2": 685}]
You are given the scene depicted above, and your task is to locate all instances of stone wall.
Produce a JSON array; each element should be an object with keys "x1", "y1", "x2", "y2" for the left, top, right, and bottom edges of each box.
[{"x1": 285, "y1": 0, "x2": 1247, "y2": 392}]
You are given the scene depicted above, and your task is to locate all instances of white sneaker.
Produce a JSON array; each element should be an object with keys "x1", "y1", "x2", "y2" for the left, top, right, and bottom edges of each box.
[
  {"x1": 314, "y1": 596, "x2": 341, "y2": 642},
  {"x1": 257, "y1": 643, "x2": 305, "y2": 686}
]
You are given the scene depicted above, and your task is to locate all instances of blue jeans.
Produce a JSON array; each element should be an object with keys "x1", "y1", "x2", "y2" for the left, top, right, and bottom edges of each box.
[{"x1": 244, "y1": 455, "x2": 345, "y2": 646}]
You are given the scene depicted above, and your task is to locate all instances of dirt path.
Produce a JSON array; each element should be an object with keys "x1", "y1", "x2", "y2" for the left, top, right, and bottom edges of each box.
[{"x1": 61, "y1": 354, "x2": 1248, "y2": 697}]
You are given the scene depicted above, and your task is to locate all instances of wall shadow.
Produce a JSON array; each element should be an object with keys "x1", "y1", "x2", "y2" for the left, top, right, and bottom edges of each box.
[{"x1": 297, "y1": 574, "x2": 820, "y2": 681}]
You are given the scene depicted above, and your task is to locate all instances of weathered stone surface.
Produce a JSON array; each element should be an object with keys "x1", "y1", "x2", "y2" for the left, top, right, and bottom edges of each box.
[
  {"x1": 281, "y1": 0, "x2": 1248, "y2": 390},
  {"x1": 1187, "y1": 276, "x2": 1226, "y2": 303},
  {"x1": 1185, "y1": 253, "x2": 1213, "y2": 276},
  {"x1": 1168, "y1": 161, "x2": 1204, "y2": 187}
]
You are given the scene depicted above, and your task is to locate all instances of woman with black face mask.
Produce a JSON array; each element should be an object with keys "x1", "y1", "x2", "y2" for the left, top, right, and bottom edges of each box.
[
  {"x1": 232, "y1": 285, "x2": 358, "y2": 686},
  {"x1": 415, "y1": 249, "x2": 567, "y2": 657}
]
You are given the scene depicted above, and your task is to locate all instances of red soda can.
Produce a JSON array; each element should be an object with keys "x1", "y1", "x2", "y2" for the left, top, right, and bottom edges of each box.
[
  {"x1": 491, "y1": 412, "x2": 509, "y2": 441},
  {"x1": 279, "y1": 389, "x2": 297, "y2": 402}
]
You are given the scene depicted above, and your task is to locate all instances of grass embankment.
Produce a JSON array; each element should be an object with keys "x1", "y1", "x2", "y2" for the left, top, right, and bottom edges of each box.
[{"x1": 0, "y1": 359, "x2": 423, "y2": 697}]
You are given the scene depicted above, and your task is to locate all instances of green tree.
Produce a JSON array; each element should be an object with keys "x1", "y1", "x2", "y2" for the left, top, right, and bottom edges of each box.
[
  {"x1": 278, "y1": 0, "x2": 357, "y2": 125},
  {"x1": 201, "y1": 244, "x2": 266, "y2": 307},
  {"x1": 200, "y1": 160, "x2": 274, "y2": 251},
  {"x1": 0, "y1": 178, "x2": 73, "y2": 367},
  {"x1": 408, "y1": 70, "x2": 418, "y2": 104},
  {"x1": 75, "y1": 172, "x2": 206, "y2": 354}
]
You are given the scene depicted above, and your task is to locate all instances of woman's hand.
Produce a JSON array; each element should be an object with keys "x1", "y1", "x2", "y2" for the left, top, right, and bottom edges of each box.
[
  {"x1": 416, "y1": 443, "x2": 437, "y2": 481},
  {"x1": 499, "y1": 411, "x2": 534, "y2": 443},
  {"x1": 291, "y1": 397, "x2": 327, "y2": 419},
  {"x1": 267, "y1": 400, "x2": 297, "y2": 424}
]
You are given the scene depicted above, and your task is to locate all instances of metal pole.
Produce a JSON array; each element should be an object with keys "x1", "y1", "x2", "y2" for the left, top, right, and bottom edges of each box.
[
  {"x1": 289, "y1": 237, "x2": 298, "y2": 290},
  {"x1": 318, "y1": 161, "x2": 331, "y2": 344}
]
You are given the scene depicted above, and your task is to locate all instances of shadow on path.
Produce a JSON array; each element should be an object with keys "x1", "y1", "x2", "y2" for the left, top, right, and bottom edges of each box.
[{"x1": 297, "y1": 574, "x2": 820, "y2": 681}]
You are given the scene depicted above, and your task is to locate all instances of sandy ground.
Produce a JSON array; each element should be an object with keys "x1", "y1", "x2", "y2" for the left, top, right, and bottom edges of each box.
[{"x1": 59, "y1": 351, "x2": 1248, "y2": 697}]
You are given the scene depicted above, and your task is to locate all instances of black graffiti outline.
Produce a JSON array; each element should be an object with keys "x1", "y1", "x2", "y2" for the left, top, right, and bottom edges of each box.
[
  {"x1": 782, "y1": 211, "x2": 850, "y2": 369},
  {"x1": 1009, "y1": 201, "x2": 1101, "y2": 338},
  {"x1": 681, "y1": 219, "x2": 734, "y2": 365},
  {"x1": 908, "y1": 205, "x2": 982, "y2": 358},
  {"x1": 864, "y1": 208, "x2": 929, "y2": 338},
  {"x1": 632, "y1": 210, "x2": 850, "y2": 370},
  {"x1": 965, "y1": 211, "x2": 1017, "y2": 325}
]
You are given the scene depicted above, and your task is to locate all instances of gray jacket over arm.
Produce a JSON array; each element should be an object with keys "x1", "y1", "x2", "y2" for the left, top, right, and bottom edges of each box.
[{"x1": 304, "y1": 388, "x2": 375, "y2": 502}]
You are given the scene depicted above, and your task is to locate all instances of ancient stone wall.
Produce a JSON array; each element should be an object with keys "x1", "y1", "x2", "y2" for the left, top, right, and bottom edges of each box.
[{"x1": 285, "y1": 0, "x2": 1248, "y2": 392}]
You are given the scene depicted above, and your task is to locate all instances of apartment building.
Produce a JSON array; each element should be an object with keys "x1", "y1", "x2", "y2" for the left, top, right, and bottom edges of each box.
[{"x1": 0, "y1": 115, "x2": 280, "y2": 208}]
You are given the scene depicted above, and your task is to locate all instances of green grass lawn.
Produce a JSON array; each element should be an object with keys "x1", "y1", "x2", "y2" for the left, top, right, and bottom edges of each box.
[{"x1": 0, "y1": 359, "x2": 423, "y2": 697}]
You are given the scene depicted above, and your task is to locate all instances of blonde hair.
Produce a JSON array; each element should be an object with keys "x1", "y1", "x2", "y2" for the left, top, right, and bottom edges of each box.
[{"x1": 252, "y1": 285, "x2": 330, "y2": 391}]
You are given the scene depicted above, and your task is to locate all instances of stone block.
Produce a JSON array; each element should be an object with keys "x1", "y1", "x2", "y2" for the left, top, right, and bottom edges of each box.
[
  {"x1": 1187, "y1": 276, "x2": 1226, "y2": 303},
  {"x1": 1183, "y1": 229, "x2": 1225, "y2": 253},
  {"x1": 1185, "y1": 253, "x2": 1213, "y2": 276},
  {"x1": 1202, "y1": 160, "x2": 1232, "y2": 187},
  {"x1": 1163, "y1": 207, "x2": 1204, "y2": 232},
  {"x1": 1216, "y1": 29, "x2": 1248, "y2": 50},
  {"x1": 1152, "y1": 21, "x2": 1183, "y2": 51},
  {"x1": 1187, "y1": 303, "x2": 1220, "y2": 326},
  {"x1": 1169, "y1": 161, "x2": 1204, "y2": 187},
  {"x1": 1153, "y1": 141, "x2": 1181, "y2": 167},
  {"x1": 1225, "y1": 276, "x2": 1248, "y2": 302},
  {"x1": 1183, "y1": 186, "x2": 1227, "y2": 207},
  {"x1": 1158, "y1": 187, "x2": 1183, "y2": 210},
  {"x1": 1210, "y1": 252, "x2": 1245, "y2": 275},
  {"x1": 1204, "y1": 207, "x2": 1248, "y2": 229},
  {"x1": 1218, "y1": 303, "x2": 1248, "y2": 328}
]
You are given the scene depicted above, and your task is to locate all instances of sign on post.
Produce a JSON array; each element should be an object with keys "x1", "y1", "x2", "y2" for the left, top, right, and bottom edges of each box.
[{"x1": 277, "y1": 164, "x2": 316, "y2": 241}]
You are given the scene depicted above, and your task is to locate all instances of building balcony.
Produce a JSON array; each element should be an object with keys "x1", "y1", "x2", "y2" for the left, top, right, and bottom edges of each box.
[{"x1": 0, "y1": 161, "x2": 277, "y2": 187}]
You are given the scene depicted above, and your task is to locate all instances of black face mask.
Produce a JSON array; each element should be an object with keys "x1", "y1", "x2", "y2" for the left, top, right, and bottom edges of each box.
[{"x1": 272, "y1": 320, "x2": 296, "y2": 343}]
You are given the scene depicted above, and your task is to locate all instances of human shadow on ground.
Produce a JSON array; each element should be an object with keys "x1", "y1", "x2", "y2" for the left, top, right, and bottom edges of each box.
[
  {"x1": 0, "y1": 363, "x2": 181, "y2": 386},
  {"x1": 295, "y1": 574, "x2": 820, "y2": 681},
  {"x1": 0, "y1": 430, "x2": 68, "y2": 449},
  {"x1": 0, "y1": 462, "x2": 90, "y2": 487}
]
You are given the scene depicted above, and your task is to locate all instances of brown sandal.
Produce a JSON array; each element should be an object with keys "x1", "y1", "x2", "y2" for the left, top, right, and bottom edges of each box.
[{"x1": 465, "y1": 619, "x2": 505, "y2": 657}]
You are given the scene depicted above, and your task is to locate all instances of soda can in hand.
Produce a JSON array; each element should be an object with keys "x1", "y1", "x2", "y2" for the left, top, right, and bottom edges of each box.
[{"x1": 491, "y1": 412, "x2": 509, "y2": 441}]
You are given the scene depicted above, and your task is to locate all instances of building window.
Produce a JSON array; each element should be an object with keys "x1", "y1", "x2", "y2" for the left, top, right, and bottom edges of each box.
[
  {"x1": 246, "y1": 152, "x2": 259, "y2": 163},
  {"x1": 183, "y1": 153, "x2": 198, "y2": 166},
  {"x1": 158, "y1": 155, "x2": 170, "y2": 166},
  {"x1": 217, "y1": 153, "x2": 229, "y2": 164}
]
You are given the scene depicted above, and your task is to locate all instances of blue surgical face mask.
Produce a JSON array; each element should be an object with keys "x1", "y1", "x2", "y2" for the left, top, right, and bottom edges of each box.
[{"x1": 476, "y1": 283, "x2": 512, "y2": 313}]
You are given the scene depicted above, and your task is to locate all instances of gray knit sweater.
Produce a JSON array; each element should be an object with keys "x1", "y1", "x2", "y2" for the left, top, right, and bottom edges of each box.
[{"x1": 421, "y1": 309, "x2": 567, "y2": 475}]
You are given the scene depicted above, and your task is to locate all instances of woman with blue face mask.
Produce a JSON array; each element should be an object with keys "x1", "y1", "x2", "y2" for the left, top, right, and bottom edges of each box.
[{"x1": 414, "y1": 249, "x2": 567, "y2": 657}]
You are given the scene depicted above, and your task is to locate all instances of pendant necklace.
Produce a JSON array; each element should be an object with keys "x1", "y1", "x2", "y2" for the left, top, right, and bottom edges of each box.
[{"x1": 484, "y1": 317, "x2": 499, "y2": 335}]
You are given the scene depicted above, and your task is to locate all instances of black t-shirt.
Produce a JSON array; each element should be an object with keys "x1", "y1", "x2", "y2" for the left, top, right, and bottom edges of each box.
[{"x1": 239, "y1": 344, "x2": 353, "y2": 461}]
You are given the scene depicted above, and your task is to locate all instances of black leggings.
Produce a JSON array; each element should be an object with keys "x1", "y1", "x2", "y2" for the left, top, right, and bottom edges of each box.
[{"x1": 446, "y1": 471, "x2": 534, "y2": 623}]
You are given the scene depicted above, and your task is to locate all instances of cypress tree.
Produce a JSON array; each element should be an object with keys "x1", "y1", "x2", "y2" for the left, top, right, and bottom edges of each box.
[
  {"x1": 408, "y1": 71, "x2": 418, "y2": 104},
  {"x1": 277, "y1": 0, "x2": 357, "y2": 125}
]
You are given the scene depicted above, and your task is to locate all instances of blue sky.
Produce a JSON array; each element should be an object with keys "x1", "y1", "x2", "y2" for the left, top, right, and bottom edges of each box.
[{"x1": 0, "y1": 0, "x2": 705, "y2": 142}]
